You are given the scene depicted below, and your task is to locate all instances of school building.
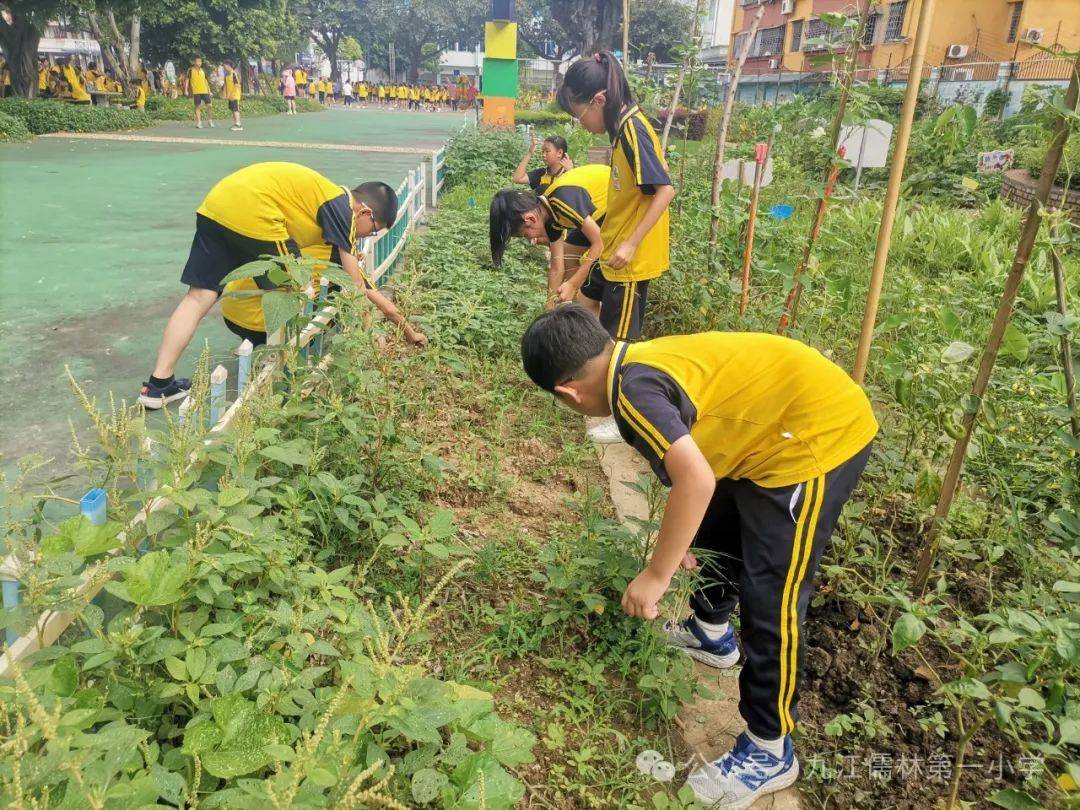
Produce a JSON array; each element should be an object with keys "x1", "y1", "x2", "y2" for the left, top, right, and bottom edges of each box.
[{"x1": 727, "y1": 0, "x2": 1079, "y2": 115}]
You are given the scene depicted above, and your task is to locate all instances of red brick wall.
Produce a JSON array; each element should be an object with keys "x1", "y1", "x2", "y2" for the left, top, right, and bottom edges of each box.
[{"x1": 1001, "y1": 169, "x2": 1080, "y2": 224}]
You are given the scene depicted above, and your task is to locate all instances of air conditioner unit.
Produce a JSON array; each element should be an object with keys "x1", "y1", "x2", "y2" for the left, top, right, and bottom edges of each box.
[
  {"x1": 781, "y1": 0, "x2": 794, "y2": 14},
  {"x1": 947, "y1": 44, "x2": 968, "y2": 59},
  {"x1": 1023, "y1": 28, "x2": 1044, "y2": 44}
]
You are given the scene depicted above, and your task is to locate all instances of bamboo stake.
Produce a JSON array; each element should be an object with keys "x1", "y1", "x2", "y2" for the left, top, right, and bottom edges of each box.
[
  {"x1": 1050, "y1": 222, "x2": 1079, "y2": 438},
  {"x1": 708, "y1": 5, "x2": 763, "y2": 269},
  {"x1": 661, "y1": 0, "x2": 706, "y2": 152},
  {"x1": 740, "y1": 133, "x2": 774, "y2": 317},
  {"x1": 851, "y1": 0, "x2": 938, "y2": 384},
  {"x1": 622, "y1": 0, "x2": 631, "y2": 65},
  {"x1": 776, "y1": 146, "x2": 845, "y2": 334},
  {"x1": 913, "y1": 59, "x2": 1079, "y2": 595}
]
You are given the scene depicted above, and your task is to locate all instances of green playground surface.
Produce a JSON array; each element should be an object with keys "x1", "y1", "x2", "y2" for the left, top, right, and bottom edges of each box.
[{"x1": 0, "y1": 109, "x2": 463, "y2": 483}]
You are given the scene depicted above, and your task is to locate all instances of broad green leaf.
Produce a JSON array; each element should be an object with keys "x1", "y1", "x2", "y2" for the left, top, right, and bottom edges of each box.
[
  {"x1": 452, "y1": 751, "x2": 524, "y2": 809},
  {"x1": 989, "y1": 788, "x2": 1045, "y2": 810},
  {"x1": 941, "y1": 341, "x2": 975, "y2": 363},
  {"x1": 412, "y1": 768, "x2": 448, "y2": 804},
  {"x1": 164, "y1": 656, "x2": 187, "y2": 681},
  {"x1": 48, "y1": 655, "x2": 78, "y2": 697},
  {"x1": 1000, "y1": 323, "x2": 1030, "y2": 362},
  {"x1": 217, "y1": 486, "x2": 249, "y2": 508},
  {"x1": 41, "y1": 517, "x2": 122, "y2": 559},
  {"x1": 262, "y1": 290, "x2": 306, "y2": 335},
  {"x1": 220, "y1": 258, "x2": 280, "y2": 284},
  {"x1": 118, "y1": 550, "x2": 189, "y2": 606},
  {"x1": 891, "y1": 613, "x2": 926, "y2": 654},
  {"x1": 182, "y1": 693, "x2": 289, "y2": 779},
  {"x1": 259, "y1": 440, "x2": 311, "y2": 468}
]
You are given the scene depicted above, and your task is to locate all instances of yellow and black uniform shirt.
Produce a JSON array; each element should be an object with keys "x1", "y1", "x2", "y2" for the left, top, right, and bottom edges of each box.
[
  {"x1": 526, "y1": 165, "x2": 565, "y2": 193},
  {"x1": 224, "y1": 71, "x2": 241, "y2": 101},
  {"x1": 606, "y1": 333, "x2": 879, "y2": 488},
  {"x1": 189, "y1": 67, "x2": 209, "y2": 95},
  {"x1": 602, "y1": 104, "x2": 671, "y2": 283},
  {"x1": 134, "y1": 84, "x2": 146, "y2": 108},
  {"x1": 539, "y1": 163, "x2": 610, "y2": 245}
]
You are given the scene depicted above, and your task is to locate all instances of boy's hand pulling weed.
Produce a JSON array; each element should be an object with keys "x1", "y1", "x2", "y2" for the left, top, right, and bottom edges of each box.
[{"x1": 622, "y1": 567, "x2": 669, "y2": 619}]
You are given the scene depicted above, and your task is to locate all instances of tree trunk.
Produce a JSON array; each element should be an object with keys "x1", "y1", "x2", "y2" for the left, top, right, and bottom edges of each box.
[
  {"x1": 325, "y1": 38, "x2": 341, "y2": 83},
  {"x1": 86, "y1": 12, "x2": 128, "y2": 85},
  {"x1": 106, "y1": 11, "x2": 132, "y2": 84},
  {"x1": 0, "y1": 16, "x2": 42, "y2": 98},
  {"x1": 129, "y1": 13, "x2": 141, "y2": 75}
]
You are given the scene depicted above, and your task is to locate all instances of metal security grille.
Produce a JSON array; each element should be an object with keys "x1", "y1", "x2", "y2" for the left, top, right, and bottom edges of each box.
[
  {"x1": 755, "y1": 25, "x2": 785, "y2": 56},
  {"x1": 791, "y1": 19, "x2": 804, "y2": 51},
  {"x1": 1007, "y1": 2, "x2": 1024, "y2": 42},
  {"x1": 863, "y1": 13, "x2": 879, "y2": 46},
  {"x1": 885, "y1": 1, "x2": 908, "y2": 40}
]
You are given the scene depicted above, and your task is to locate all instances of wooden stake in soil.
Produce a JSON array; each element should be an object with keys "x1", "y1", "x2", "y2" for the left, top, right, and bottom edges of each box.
[
  {"x1": 851, "y1": 0, "x2": 938, "y2": 384},
  {"x1": 913, "y1": 59, "x2": 1080, "y2": 595},
  {"x1": 660, "y1": 0, "x2": 707, "y2": 152},
  {"x1": 776, "y1": 146, "x2": 845, "y2": 334},
  {"x1": 1050, "y1": 222, "x2": 1079, "y2": 438},
  {"x1": 707, "y1": 5, "x2": 763, "y2": 269},
  {"x1": 740, "y1": 133, "x2": 774, "y2": 317}
]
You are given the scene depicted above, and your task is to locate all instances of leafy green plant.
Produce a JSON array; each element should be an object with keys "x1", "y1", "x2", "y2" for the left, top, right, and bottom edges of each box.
[{"x1": 0, "y1": 97, "x2": 150, "y2": 135}]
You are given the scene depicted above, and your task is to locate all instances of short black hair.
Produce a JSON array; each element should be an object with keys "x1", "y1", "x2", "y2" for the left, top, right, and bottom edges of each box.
[
  {"x1": 544, "y1": 135, "x2": 569, "y2": 154},
  {"x1": 521, "y1": 304, "x2": 611, "y2": 392},
  {"x1": 489, "y1": 188, "x2": 543, "y2": 267},
  {"x1": 351, "y1": 181, "x2": 399, "y2": 230}
]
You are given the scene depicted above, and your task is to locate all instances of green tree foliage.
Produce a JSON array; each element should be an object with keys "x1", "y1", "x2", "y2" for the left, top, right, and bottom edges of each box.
[
  {"x1": 630, "y1": 0, "x2": 693, "y2": 63},
  {"x1": 362, "y1": 0, "x2": 486, "y2": 81},
  {"x1": 293, "y1": 0, "x2": 367, "y2": 82},
  {"x1": 0, "y1": 0, "x2": 67, "y2": 97},
  {"x1": 139, "y1": 0, "x2": 294, "y2": 67}
]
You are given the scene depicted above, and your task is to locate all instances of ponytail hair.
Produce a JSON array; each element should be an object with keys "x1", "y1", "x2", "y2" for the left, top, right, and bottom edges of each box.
[
  {"x1": 557, "y1": 51, "x2": 632, "y2": 139},
  {"x1": 489, "y1": 188, "x2": 543, "y2": 267}
]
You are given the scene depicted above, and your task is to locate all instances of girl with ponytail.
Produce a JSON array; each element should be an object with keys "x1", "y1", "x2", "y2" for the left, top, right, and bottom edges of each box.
[
  {"x1": 556, "y1": 52, "x2": 676, "y2": 443},
  {"x1": 555, "y1": 51, "x2": 674, "y2": 341}
]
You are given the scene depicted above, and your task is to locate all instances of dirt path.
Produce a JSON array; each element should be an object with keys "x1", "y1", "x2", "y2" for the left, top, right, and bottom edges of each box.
[{"x1": 590, "y1": 434, "x2": 802, "y2": 810}]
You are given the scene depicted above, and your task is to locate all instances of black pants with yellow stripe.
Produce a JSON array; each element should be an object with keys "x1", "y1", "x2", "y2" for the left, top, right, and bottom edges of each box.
[
  {"x1": 689, "y1": 442, "x2": 873, "y2": 739},
  {"x1": 580, "y1": 263, "x2": 650, "y2": 340}
]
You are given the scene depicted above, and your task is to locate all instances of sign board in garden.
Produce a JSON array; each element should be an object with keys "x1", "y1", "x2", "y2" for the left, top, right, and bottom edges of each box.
[{"x1": 978, "y1": 149, "x2": 1015, "y2": 173}]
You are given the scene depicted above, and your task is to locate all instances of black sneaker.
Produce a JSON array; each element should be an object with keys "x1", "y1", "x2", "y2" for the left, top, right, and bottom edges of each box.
[{"x1": 139, "y1": 378, "x2": 192, "y2": 410}]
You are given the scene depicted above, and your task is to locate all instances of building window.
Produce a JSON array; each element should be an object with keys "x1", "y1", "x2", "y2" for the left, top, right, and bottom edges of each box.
[
  {"x1": 734, "y1": 31, "x2": 751, "y2": 57},
  {"x1": 791, "y1": 19, "x2": 804, "y2": 51},
  {"x1": 754, "y1": 25, "x2": 785, "y2": 57},
  {"x1": 863, "y1": 13, "x2": 879, "y2": 46},
  {"x1": 1007, "y1": 2, "x2": 1024, "y2": 42},
  {"x1": 885, "y1": 1, "x2": 908, "y2": 40}
]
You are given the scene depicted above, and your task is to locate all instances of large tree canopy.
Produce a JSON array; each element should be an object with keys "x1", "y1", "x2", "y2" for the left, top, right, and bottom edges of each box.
[
  {"x1": 362, "y1": 0, "x2": 486, "y2": 81},
  {"x1": 630, "y1": 0, "x2": 693, "y2": 63},
  {"x1": 293, "y1": 0, "x2": 366, "y2": 81},
  {"x1": 0, "y1": 0, "x2": 69, "y2": 97},
  {"x1": 139, "y1": 0, "x2": 294, "y2": 68}
]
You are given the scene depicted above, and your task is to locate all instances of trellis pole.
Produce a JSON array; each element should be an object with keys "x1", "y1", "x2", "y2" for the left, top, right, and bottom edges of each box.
[{"x1": 913, "y1": 59, "x2": 1079, "y2": 594}]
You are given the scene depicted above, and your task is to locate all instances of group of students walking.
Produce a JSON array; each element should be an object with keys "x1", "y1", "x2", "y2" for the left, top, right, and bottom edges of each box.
[
  {"x1": 277, "y1": 68, "x2": 474, "y2": 113},
  {"x1": 136, "y1": 50, "x2": 875, "y2": 810}
]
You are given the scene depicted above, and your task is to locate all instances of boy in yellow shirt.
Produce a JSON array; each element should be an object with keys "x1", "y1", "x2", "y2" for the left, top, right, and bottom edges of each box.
[
  {"x1": 520, "y1": 305, "x2": 877, "y2": 808},
  {"x1": 59, "y1": 58, "x2": 91, "y2": 103},
  {"x1": 223, "y1": 60, "x2": 243, "y2": 130},
  {"x1": 140, "y1": 163, "x2": 427, "y2": 408},
  {"x1": 189, "y1": 57, "x2": 214, "y2": 128}
]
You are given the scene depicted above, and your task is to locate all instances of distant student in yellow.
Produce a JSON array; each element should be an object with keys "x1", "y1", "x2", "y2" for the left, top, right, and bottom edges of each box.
[
  {"x1": 37, "y1": 58, "x2": 51, "y2": 98},
  {"x1": 223, "y1": 60, "x2": 242, "y2": 131},
  {"x1": 377, "y1": 83, "x2": 386, "y2": 104},
  {"x1": 556, "y1": 51, "x2": 673, "y2": 345},
  {"x1": 294, "y1": 66, "x2": 307, "y2": 96},
  {"x1": 131, "y1": 80, "x2": 146, "y2": 109},
  {"x1": 59, "y1": 58, "x2": 91, "y2": 104},
  {"x1": 520, "y1": 305, "x2": 877, "y2": 809},
  {"x1": 189, "y1": 57, "x2": 214, "y2": 128},
  {"x1": 0, "y1": 58, "x2": 9, "y2": 98},
  {"x1": 139, "y1": 163, "x2": 427, "y2": 409}
]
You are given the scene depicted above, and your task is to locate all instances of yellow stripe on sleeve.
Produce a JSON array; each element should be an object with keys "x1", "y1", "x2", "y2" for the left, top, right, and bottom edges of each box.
[
  {"x1": 548, "y1": 196, "x2": 584, "y2": 227},
  {"x1": 617, "y1": 388, "x2": 670, "y2": 457}
]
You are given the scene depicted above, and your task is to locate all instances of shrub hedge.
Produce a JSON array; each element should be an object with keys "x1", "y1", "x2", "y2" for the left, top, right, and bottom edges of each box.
[
  {"x1": 514, "y1": 109, "x2": 572, "y2": 127},
  {"x1": 0, "y1": 109, "x2": 32, "y2": 142},
  {"x1": 0, "y1": 98, "x2": 150, "y2": 135}
]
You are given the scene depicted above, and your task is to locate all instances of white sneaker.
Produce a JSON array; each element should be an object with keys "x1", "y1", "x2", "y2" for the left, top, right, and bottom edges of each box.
[
  {"x1": 208, "y1": 121, "x2": 215, "y2": 128},
  {"x1": 195, "y1": 122, "x2": 202, "y2": 129},
  {"x1": 587, "y1": 417, "x2": 623, "y2": 444},
  {"x1": 232, "y1": 125, "x2": 243, "y2": 131},
  {"x1": 686, "y1": 733, "x2": 799, "y2": 809},
  {"x1": 663, "y1": 617, "x2": 741, "y2": 669}
]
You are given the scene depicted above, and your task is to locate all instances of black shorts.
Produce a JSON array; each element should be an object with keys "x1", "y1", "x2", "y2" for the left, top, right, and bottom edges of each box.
[
  {"x1": 224, "y1": 318, "x2": 267, "y2": 346},
  {"x1": 579, "y1": 262, "x2": 650, "y2": 341},
  {"x1": 193, "y1": 93, "x2": 212, "y2": 106},
  {"x1": 318, "y1": 92, "x2": 325, "y2": 102},
  {"x1": 181, "y1": 214, "x2": 299, "y2": 294},
  {"x1": 228, "y1": 99, "x2": 239, "y2": 112}
]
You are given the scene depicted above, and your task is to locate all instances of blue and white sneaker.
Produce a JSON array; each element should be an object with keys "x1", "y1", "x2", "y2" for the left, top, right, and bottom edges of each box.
[
  {"x1": 662, "y1": 617, "x2": 741, "y2": 669},
  {"x1": 686, "y1": 732, "x2": 799, "y2": 809},
  {"x1": 138, "y1": 378, "x2": 192, "y2": 410}
]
